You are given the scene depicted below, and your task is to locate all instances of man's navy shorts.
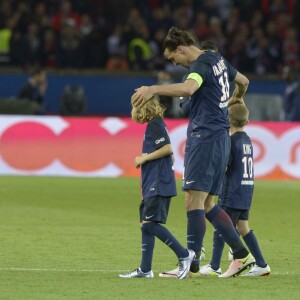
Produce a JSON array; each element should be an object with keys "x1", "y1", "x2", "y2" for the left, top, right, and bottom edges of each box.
[{"x1": 183, "y1": 132, "x2": 230, "y2": 195}]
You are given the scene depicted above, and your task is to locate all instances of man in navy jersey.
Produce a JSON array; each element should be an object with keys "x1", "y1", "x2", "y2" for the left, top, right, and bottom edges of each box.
[
  {"x1": 200, "y1": 93, "x2": 271, "y2": 277},
  {"x1": 119, "y1": 97, "x2": 194, "y2": 279},
  {"x1": 132, "y1": 27, "x2": 254, "y2": 277}
]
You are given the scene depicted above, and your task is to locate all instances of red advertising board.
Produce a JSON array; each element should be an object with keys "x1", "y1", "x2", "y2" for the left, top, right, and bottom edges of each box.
[{"x1": 0, "y1": 116, "x2": 299, "y2": 179}]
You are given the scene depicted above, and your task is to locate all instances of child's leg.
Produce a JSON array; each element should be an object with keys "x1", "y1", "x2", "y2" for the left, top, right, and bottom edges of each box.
[
  {"x1": 142, "y1": 222, "x2": 194, "y2": 280},
  {"x1": 238, "y1": 220, "x2": 267, "y2": 268},
  {"x1": 210, "y1": 230, "x2": 225, "y2": 270},
  {"x1": 140, "y1": 223, "x2": 155, "y2": 273},
  {"x1": 142, "y1": 222, "x2": 188, "y2": 260},
  {"x1": 139, "y1": 196, "x2": 188, "y2": 273}
]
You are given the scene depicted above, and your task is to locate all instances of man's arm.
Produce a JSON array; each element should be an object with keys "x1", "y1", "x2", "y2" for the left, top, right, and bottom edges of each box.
[
  {"x1": 233, "y1": 71, "x2": 249, "y2": 98},
  {"x1": 132, "y1": 79, "x2": 200, "y2": 107},
  {"x1": 135, "y1": 144, "x2": 173, "y2": 168},
  {"x1": 228, "y1": 72, "x2": 249, "y2": 107}
]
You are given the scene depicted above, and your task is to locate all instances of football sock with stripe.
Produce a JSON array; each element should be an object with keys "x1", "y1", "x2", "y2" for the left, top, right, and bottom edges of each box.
[
  {"x1": 210, "y1": 230, "x2": 225, "y2": 270},
  {"x1": 140, "y1": 225, "x2": 155, "y2": 273},
  {"x1": 243, "y1": 230, "x2": 267, "y2": 267},
  {"x1": 141, "y1": 223, "x2": 188, "y2": 264},
  {"x1": 187, "y1": 209, "x2": 206, "y2": 259},
  {"x1": 206, "y1": 205, "x2": 249, "y2": 259}
]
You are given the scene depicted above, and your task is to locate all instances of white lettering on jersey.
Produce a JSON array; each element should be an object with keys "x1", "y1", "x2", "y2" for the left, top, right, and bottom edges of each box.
[
  {"x1": 213, "y1": 59, "x2": 227, "y2": 76},
  {"x1": 219, "y1": 100, "x2": 229, "y2": 108},
  {"x1": 243, "y1": 144, "x2": 252, "y2": 155},
  {"x1": 155, "y1": 137, "x2": 165, "y2": 144},
  {"x1": 241, "y1": 180, "x2": 254, "y2": 185}
]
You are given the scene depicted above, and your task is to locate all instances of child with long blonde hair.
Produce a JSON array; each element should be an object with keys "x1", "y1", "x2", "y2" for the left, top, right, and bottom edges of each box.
[{"x1": 119, "y1": 97, "x2": 194, "y2": 279}]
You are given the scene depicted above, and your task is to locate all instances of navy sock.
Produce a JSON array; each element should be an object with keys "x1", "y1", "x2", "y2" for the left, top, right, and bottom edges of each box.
[
  {"x1": 210, "y1": 230, "x2": 225, "y2": 270},
  {"x1": 206, "y1": 206, "x2": 248, "y2": 258},
  {"x1": 243, "y1": 230, "x2": 267, "y2": 267},
  {"x1": 187, "y1": 209, "x2": 206, "y2": 253},
  {"x1": 140, "y1": 225, "x2": 155, "y2": 273},
  {"x1": 142, "y1": 222, "x2": 187, "y2": 259}
]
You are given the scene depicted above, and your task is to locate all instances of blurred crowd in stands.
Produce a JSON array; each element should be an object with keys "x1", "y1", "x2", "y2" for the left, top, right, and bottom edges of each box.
[{"x1": 0, "y1": 0, "x2": 299, "y2": 76}]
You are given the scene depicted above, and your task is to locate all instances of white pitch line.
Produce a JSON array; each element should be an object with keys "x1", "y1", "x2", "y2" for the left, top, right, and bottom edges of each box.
[{"x1": 0, "y1": 267, "x2": 126, "y2": 273}]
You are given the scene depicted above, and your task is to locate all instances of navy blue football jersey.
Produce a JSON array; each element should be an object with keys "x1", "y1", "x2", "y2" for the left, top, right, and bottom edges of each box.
[
  {"x1": 188, "y1": 51, "x2": 237, "y2": 143},
  {"x1": 141, "y1": 118, "x2": 177, "y2": 199},
  {"x1": 219, "y1": 131, "x2": 254, "y2": 210}
]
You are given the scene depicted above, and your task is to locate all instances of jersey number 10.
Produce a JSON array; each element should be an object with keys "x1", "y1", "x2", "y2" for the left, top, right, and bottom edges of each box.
[{"x1": 242, "y1": 156, "x2": 253, "y2": 178}]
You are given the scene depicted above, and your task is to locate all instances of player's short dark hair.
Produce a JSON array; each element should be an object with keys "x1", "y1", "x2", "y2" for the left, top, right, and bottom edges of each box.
[
  {"x1": 162, "y1": 27, "x2": 196, "y2": 52},
  {"x1": 199, "y1": 40, "x2": 219, "y2": 52},
  {"x1": 229, "y1": 103, "x2": 249, "y2": 128}
]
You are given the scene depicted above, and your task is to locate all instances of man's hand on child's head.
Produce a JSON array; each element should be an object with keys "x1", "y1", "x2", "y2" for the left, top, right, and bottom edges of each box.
[{"x1": 132, "y1": 86, "x2": 154, "y2": 107}]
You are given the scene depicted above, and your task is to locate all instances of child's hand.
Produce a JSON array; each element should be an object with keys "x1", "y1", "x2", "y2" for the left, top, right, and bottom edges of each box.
[{"x1": 135, "y1": 156, "x2": 146, "y2": 168}]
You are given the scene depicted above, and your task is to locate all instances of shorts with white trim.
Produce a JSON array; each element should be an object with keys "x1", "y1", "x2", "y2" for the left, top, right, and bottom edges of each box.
[{"x1": 182, "y1": 133, "x2": 230, "y2": 195}]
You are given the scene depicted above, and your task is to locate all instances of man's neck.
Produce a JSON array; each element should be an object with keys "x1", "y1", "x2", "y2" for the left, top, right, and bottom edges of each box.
[{"x1": 187, "y1": 46, "x2": 204, "y2": 63}]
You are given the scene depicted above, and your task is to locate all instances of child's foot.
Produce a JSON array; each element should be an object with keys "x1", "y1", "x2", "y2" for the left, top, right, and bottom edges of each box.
[
  {"x1": 200, "y1": 264, "x2": 222, "y2": 276},
  {"x1": 119, "y1": 268, "x2": 154, "y2": 278},
  {"x1": 177, "y1": 249, "x2": 195, "y2": 279}
]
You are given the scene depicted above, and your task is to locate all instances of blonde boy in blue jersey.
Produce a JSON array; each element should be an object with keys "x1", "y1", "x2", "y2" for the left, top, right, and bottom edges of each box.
[{"x1": 119, "y1": 97, "x2": 194, "y2": 279}]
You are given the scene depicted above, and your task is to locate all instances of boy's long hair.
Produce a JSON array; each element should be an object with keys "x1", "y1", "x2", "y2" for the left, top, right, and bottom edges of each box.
[
  {"x1": 229, "y1": 103, "x2": 249, "y2": 128},
  {"x1": 131, "y1": 96, "x2": 166, "y2": 123}
]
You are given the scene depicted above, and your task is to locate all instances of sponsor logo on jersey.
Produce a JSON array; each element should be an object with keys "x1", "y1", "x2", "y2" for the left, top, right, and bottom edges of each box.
[
  {"x1": 219, "y1": 100, "x2": 229, "y2": 108},
  {"x1": 155, "y1": 137, "x2": 165, "y2": 144},
  {"x1": 241, "y1": 180, "x2": 254, "y2": 185}
]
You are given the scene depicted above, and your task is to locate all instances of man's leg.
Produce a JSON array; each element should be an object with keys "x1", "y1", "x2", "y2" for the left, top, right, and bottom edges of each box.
[
  {"x1": 186, "y1": 190, "x2": 207, "y2": 272},
  {"x1": 205, "y1": 197, "x2": 248, "y2": 259},
  {"x1": 205, "y1": 201, "x2": 255, "y2": 277}
]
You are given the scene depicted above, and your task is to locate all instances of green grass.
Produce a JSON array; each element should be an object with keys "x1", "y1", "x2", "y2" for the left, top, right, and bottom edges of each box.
[{"x1": 0, "y1": 177, "x2": 299, "y2": 299}]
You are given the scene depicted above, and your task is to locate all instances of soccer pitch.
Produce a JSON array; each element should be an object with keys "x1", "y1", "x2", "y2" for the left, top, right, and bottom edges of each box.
[{"x1": 0, "y1": 177, "x2": 299, "y2": 299}]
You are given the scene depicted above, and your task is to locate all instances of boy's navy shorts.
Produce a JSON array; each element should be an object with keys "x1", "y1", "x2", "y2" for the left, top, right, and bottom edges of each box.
[
  {"x1": 222, "y1": 206, "x2": 250, "y2": 225},
  {"x1": 183, "y1": 132, "x2": 230, "y2": 195},
  {"x1": 139, "y1": 196, "x2": 171, "y2": 224}
]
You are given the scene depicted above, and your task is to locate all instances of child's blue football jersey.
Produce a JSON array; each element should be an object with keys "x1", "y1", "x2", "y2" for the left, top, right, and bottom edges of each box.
[
  {"x1": 141, "y1": 118, "x2": 177, "y2": 199},
  {"x1": 219, "y1": 131, "x2": 254, "y2": 210}
]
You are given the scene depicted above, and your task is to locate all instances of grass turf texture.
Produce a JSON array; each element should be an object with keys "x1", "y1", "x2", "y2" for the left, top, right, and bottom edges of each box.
[{"x1": 0, "y1": 177, "x2": 299, "y2": 299}]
